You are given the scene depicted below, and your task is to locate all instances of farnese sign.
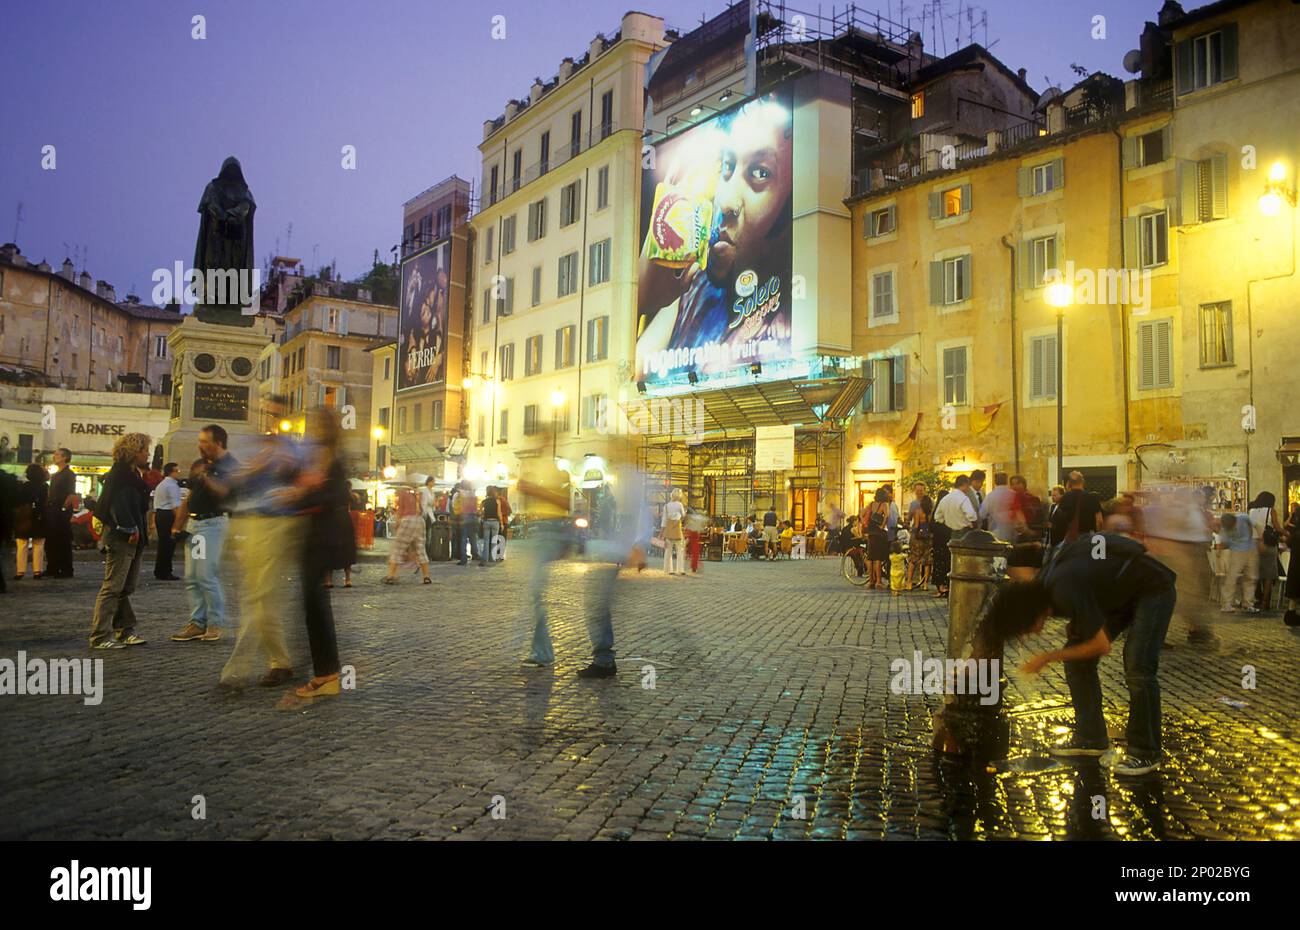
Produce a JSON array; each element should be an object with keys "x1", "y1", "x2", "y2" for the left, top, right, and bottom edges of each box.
[{"x1": 69, "y1": 423, "x2": 128, "y2": 436}]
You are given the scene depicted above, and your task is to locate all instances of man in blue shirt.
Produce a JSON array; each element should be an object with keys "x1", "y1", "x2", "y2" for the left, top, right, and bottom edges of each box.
[{"x1": 1218, "y1": 512, "x2": 1259, "y2": 614}]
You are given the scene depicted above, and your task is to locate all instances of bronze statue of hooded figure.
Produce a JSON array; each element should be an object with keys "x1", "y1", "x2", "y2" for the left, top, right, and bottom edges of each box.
[{"x1": 193, "y1": 156, "x2": 256, "y2": 326}]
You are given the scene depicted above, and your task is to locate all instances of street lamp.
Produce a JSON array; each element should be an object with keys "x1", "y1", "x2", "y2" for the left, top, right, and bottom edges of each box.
[
  {"x1": 1044, "y1": 276, "x2": 1073, "y2": 484},
  {"x1": 1259, "y1": 161, "x2": 1296, "y2": 216},
  {"x1": 550, "y1": 388, "x2": 566, "y2": 458}
]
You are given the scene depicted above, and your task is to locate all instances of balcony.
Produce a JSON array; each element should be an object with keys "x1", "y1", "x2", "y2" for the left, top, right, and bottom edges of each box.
[{"x1": 484, "y1": 122, "x2": 622, "y2": 207}]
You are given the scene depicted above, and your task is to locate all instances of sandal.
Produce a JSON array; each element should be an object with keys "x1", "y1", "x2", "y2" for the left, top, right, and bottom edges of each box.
[
  {"x1": 422, "y1": 577, "x2": 432, "y2": 585},
  {"x1": 344, "y1": 582, "x2": 353, "y2": 588},
  {"x1": 381, "y1": 576, "x2": 397, "y2": 585},
  {"x1": 294, "y1": 674, "x2": 340, "y2": 698}
]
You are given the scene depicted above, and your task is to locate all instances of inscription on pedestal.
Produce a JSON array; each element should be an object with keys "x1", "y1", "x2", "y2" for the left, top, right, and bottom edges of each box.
[{"x1": 192, "y1": 383, "x2": 249, "y2": 422}]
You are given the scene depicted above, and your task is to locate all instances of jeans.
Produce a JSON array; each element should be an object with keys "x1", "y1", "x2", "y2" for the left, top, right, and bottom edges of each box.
[
  {"x1": 526, "y1": 519, "x2": 616, "y2": 667},
  {"x1": 456, "y1": 515, "x2": 482, "y2": 564},
  {"x1": 1063, "y1": 586, "x2": 1175, "y2": 759},
  {"x1": 185, "y1": 516, "x2": 229, "y2": 629},
  {"x1": 89, "y1": 532, "x2": 143, "y2": 645},
  {"x1": 482, "y1": 518, "x2": 501, "y2": 561}
]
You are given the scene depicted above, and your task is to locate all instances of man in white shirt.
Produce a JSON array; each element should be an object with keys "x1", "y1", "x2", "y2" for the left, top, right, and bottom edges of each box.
[
  {"x1": 932, "y1": 475, "x2": 979, "y2": 598},
  {"x1": 151, "y1": 463, "x2": 184, "y2": 580},
  {"x1": 419, "y1": 476, "x2": 438, "y2": 560}
]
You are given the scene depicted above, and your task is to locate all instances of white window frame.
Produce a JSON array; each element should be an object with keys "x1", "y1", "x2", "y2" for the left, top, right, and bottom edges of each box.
[{"x1": 1139, "y1": 211, "x2": 1168, "y2": 268}]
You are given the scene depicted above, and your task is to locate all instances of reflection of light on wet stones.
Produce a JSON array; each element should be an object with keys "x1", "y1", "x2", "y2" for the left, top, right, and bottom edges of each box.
[{"x1": 986, "y1": 754, "x2": 1065, "y2": 776}]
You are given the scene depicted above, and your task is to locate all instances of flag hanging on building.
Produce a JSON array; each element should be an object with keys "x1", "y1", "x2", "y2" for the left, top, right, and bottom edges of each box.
[
  {"x1": 971, "y1": 402, "x2": 1003, "y2": 435},
  {"x1": 895, "y1": 413, "x2": 922, "y2": 461}
]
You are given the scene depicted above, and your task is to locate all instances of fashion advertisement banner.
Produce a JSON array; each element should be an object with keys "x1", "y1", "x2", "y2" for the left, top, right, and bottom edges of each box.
[
  {"x1": 635, "y1": 86, "x2": 793, "y2": 387},
  {"x1": 398, "y1": 242, "x2": 450, "y2": 390}
]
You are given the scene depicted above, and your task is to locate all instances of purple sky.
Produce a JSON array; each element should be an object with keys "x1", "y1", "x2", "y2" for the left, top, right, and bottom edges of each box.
[{"x1": 1, "y1": 0, "x2": 1158, "y2": 304}]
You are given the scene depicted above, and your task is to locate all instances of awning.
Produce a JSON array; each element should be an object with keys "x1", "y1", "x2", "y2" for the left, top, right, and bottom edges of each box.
[
  {"x1": 628, "y1": 375, "x2": 868, "y2": 439},
  {"x1": 390, "y1": 440, "x2": 446, "y2": 463}
]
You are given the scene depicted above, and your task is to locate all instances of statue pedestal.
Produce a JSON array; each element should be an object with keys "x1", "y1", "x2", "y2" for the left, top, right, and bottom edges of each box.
[{"x1": 162, "y1": 315, "x2": 274, "y2": 464}]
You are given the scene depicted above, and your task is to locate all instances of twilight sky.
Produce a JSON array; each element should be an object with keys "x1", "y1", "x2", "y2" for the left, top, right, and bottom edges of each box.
[{"x1": 0, "y1": 0, "x2": 1158, "y2": 303}]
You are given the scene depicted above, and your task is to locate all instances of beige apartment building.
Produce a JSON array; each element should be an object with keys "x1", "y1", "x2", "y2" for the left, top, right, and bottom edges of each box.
[{"x1": 467, "y1": 11, "x2": 669, "y2": 496}]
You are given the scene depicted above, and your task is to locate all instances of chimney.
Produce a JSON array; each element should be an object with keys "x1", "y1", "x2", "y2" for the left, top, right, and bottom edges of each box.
[
  {"x1": 1017, "y1": 67, "x2": 1027, "y2": 83},
  {"x1": 483, "y1": 119, "x2": 497, "y2": 140},
  {"x1": 589, "y1": 34, "x2": 605, "y2": 60},
  {"x1": 61, "y1": 258, "x2": 75, "y2": 281},
  {"x1": 78, "y1": 270, "x2": 93, "y2": 291},
  {"x1": 35, "y1": 260, "x2": 50, "y2": 273},
  {"x1": 96, "y1": 279, "x2": 116, "y2": 302},
  {"x1": 1157, "y1": 1, "x2": 1186, "y2": 27},
  {"x1": 530, "y1": 77, "x2": 545, "y2": 105},
  {"x1": 505, "y1": 100, "x2": 520, "y2": 121},
  {"x1": 559, "y1": 57, "x2": 575, "y2": 82},
  {"x1": 0, "y1": 242, "x2": 17, "y2": 262}
]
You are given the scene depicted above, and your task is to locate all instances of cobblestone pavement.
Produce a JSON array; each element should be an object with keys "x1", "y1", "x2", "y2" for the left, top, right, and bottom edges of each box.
[{"x1": 2, "y1": 540, "x2": 1299, "y2": 841}]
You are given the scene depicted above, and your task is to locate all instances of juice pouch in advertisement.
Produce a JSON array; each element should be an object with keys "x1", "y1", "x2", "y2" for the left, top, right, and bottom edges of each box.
[{"x1": 642, "y1": 164, "x2": 717, "y2": 271}]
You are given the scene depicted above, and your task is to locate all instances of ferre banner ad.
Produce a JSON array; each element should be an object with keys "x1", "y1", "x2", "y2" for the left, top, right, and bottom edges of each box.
[
  {"x1": 398, "y1": 241, "x2": 450, "y2": 391},
  {"x1": 635, "y1": 87, "x2": 793, "y2": 388}
]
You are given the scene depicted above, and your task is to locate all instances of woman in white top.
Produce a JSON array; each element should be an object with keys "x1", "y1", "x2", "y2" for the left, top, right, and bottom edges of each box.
[
  {"x1": 661, "y1": 489, "x2": 687, "y2": 576},
  {"x1": 1248, "y1": 492, "x2": 1283, "y2": 610}
]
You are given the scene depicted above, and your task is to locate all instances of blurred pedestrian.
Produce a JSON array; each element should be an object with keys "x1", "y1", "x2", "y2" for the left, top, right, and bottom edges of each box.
[
  {"x1": 46, "y1": 448, "x2": 77, "y2": 578},
  {"x1": 383, "y1": 489, "x2": 432, "y2": 584},
  {"x1": 1145, "y1": 486, "x2": 1218, "y2": 645},
  {"x1": 481, "y1": 486, "x2": 503, "y2": 564},
  {"x1": 865, "y1": 488, "x2": 892, "y2": 589},
  {"x1": 662, "y1": 489, "x2": 686, "y2": 574},
  {"x1": 905, "y1": 483, "x2": 933, "y2": 590},
  {"x1": 1219, "y1": 511, "x2": 1259, "y2": 614},
  {"x1": 13, "y1": 462, "x2": 49, "y2": 579},
  {"x1": 89, "y1": 433, "x2": 152, "y2": 649},
  {"x1": 1248, "y1": 492, "x2": 1282, "y2": 611},
  {"x1": 454, "y1": 480, "x2": 483, "y2": 566},
  {"x1": 0, "y1": 469, "x2": 15, "y2": 593},
  {"x1": 684, "y1": 506, "x2": 708, "y2": 575}
]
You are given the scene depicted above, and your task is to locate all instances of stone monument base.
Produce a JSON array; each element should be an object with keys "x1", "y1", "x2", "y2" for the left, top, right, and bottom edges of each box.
[{"x1": 162, "y1": 315, "x2": 275, "y2": 464}]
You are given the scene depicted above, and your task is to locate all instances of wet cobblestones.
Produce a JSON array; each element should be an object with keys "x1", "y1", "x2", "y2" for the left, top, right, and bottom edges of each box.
[{"x1": 1, "y1": 543, "x2": 1298, "y2": 840}]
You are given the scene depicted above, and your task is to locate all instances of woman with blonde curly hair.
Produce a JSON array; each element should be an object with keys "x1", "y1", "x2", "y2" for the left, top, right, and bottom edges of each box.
[{"x1": 89, "y1": 432, "x2": 152, "y2": 649}]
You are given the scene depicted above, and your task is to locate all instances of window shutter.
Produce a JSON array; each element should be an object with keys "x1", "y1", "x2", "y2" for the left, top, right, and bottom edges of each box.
[
  {"x1": 1122, "y1": 136, "x2": 1137, "y2": 170},
  {"x1": 1052, "y1": 157, "x2": 1065, "y2": 189},
  {"x1": 1030, "y1": 337, "x2": 1044, "y2": 398},
  {"x1": 959, "y1": 183, "x2": 972, "y2": 213},
  {"x1": 338, "y1": 386, "x2": 346, "y2": 409},
  {"x1": 1159, "y1": 126, "x2": 1172, "y2": 162},
  {"x1": 861, "y1": 361, "x2": 874, "y2": 413},
  {"x1": 929, "y1": 261, "x2": 943, "y2": 304},
  {"x1": 1122, "y1": 217, "x2": 1139, "y2": 269},
  {"x1": 1174, "y1": 39, "x2": 1193, "y2": 95},
  {"x1": 1210, "y1": 152, "x2": 1228, "y2": 219},
  {"x1": 600, "y1": 317, "x2": 609, "y2": 359},
  {"x1": 1220, "y1": 23, "x2": 1238, "y2": 82},
  {"x1": 960, "y1": 254, "x2": 973, "y2": 298},
  {"x1": 886, "y1": 206, "x2": 896, "y2": 233},
  {"x1": 1045, "y1": 334, "x2": 1058, "y2": 398},
  {"x1": 1138, "y1": 322, "x2": 1155, "y2": 389},
  {"x1": 1155, "y1": 319, "x2": 1172, "y2": 387},
  {"x1": 928, "y1": 192, "x2": 942, "y2": 219},
  {"x1": 893, "y1": 355, "x2": 906, "y2": 410},
  {"x1": 862, "y1": 213, "x2": 871, "y2": 239},
  {"x1": 319, "y1": 383, "x2": 327, "y2": 405},
  {"x1": 1017, "y1": 166, "x2": 1031, "y2": 197},
  {"x1": 1176, "y1": 160, "x2": 1199, "y2": 225},
  {"x1": 340, "y1": 308, "x2": 349, "y2": 335},
  {"x1": 1018, "y1": 240, "x2": 1031, "y2": 290}
]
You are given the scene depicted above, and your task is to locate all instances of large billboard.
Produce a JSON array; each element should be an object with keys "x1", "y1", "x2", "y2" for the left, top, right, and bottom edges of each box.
[
  {"x1": 398, "y1": 241, "x2": 450, "y2": 391},
  {"x1": 635, "y1": 87, "x2": 793, "y2": 388}
]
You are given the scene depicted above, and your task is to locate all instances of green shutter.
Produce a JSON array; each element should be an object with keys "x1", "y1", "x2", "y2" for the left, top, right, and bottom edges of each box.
[
  {"x1": 929, "y1": 261, "x2": 943, "y2": 304},
  {"x1": 1220, "y1": 23, "x2": 1238, "y2": 82},
  {"x1": 1174, "y1": 39, "x2": 1193, "y2": 94},
  {"x1": 1177, "y1": 160, "x2": 1200, "y2": 225},
  {"x1": 928, "y1": 192, "x2": 942, "y2": 219},
  {"x1": 1018, "y1": 240, "x2": 1031, "y2": 290},
  {"x1": 1045, "y1": 334, "x2": 1058, "y2": 398},
  {"x1": 1210, "y1": 152, "x2": 1228, "y2": 219},
  {"x1": 1123, "y1": 217, "x2": 1139, "y2": 269},
  {"x1": 960, "y1": 183, "x2": 972, "y2": 213},
  {"x1": 893, "y1": 355, "x2": 907, "y2": 410},
  {"x1": 1138, "y1": 322, "x2": 1154, "y2": 389},
  {"x1": 1160, "y1": 126, "x2": 1172, "y2": 162},
  {"x1": 1122, "y1": 136, "x2": 1138, "y2": 170},
  {"x1": 961, "y1": 254, "x2": 973, "y2": 299},
  {"x1": 1030, "y1": 337, "x2": 1044, "y2": 398},
  {"x1": 886, "y1": 206, "x2": 896, "y2": 233},
  {"x1": 1052, "y1": 157, "x2": 1065, "y2": 189},
  {"x1": 1017, "y1": 166, "x2": 1031, "y2": 197}
]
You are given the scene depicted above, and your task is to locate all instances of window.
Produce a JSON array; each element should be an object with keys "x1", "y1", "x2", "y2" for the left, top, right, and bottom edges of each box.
[
  {"x1": 570, "y1": 110, "x2": 582, "y2": 157},
  {"x1": 1176, "y1": 25, "x2": 1237, "y2": 94},
  {"x1": 539, "y1": 131, "x2": 550, "y2": 174},
  {"x1": 524, "y1": 334, "x2": 543, "y2": 376},
  {"x1": 1029, "y1": 235, "x2": 1059, "y2": 287},
  {"x1": 1139, "y1": 211, "x2": 1168, "y2": 268},
  {"x1": 495, "y1": 277, "x2": 515, "y2": 317},
  {"x1": 560, "y1": 181, "x2": 582, "y2": 226},
  {"x1": 910, "y1": 92, "x2": 924, "y2": 119},
  {"x1": 527, "y1": 199, "x2": 547, "y2": 241},
  {"x1": 326, "y1": 345, "x2": 341, "y2": 370},
  {"x1": 929, "y1": 184, "x2": 970, "y2": 219},
  {"x1": 864, "y1": 356, "x2": 906, "y2": 412},
  {"x1": 1199, "y1": 301, "x2": 1233, "y2": 367},
  {"x1": 557, "y1": 252, "x2": 579, "y2": 297},
  {"x1": 586, "y1": 316, "x2": 609, "y2": 362},
  {"x1": 498, "y1": 409, "x2": 509, "y2": 443},
  {"x1": 481, "y1": 350, "x2": 489, "y2": 378},
  {"x1": 154, "y1": 335, "x2": 167, "y2": 358},
  {"x1": 582, "y1": 394, "x2": 607, "y2": 430},
  {"x1": 511, "y1": 149, "x2": 522, "y2": 191},
  {"x1": 531, "y1": 266, "x2": 542, "y2": 307},
  {"x1": 325, "y1": 307, "x2": 341, "y2": 332},
  {"x1": 1137, "y1": 318, "x2": 1174, "y2": 389},
  {"x1": 488, "y1": 166, "x2": 499, "y2": 205},
  {"x1": 555, "y1": 403, "x2": 571, "y2": 432},
  {"x1": 597, "y1": 165, "x2": 609, "y2": 210},
  {"x1": 297, "y1": 347, "x2": 305, "y2": 370},
  {"x1": 418, "y1": 214, "x2": 432, "y2": 246},
  {"x1": 870, "y1": 271, "x2": 895, "y2": 320},
  {"x1": 501, "y1": 214, "x2": 517, "y2": 254},
  {"x1": 477, "y1": 414, "x2": 486, "y2": 444},
  {"x1": 379, "y1": 407, "x2": 390, "y2": 428},
  {"x1": 1138, "y1": 128, "x2": 1166, "y2": 166},
  {"x1": 1032, "y1": 160, "x2": 1060, "y2": 195},
  {"x1": 1029, "y1": 334, "x2": 1059, "y2": 400},
  {"x1": 930, "y1": 255, "x2": 971, "y2": 305},
  {"x1": 413, "y1": 403, "x2": 422, "y2": 432},
  {"x1": 942, "y1": 346, "x2": 969, "y2": 406},
  {"x1": 436, "y1": 204, "x2": 452, "y2": 239},
  {"x1": 483, "y1": 226, "x2": 494, "y2": 263},
  {"x1": 555, "y1": 325, "x2": 575, "y2": 369},
  {"x1": 1180, "y1": 154, "x2": 1228, "y2": 224},
  {"x1": 498, "y1": 343, "x2": 515, "y2": 381},
  {"x1": 383, "y1": 357, "x2": 391, "y2": 380},
  {"x1": 482, "y1": 288, "x2": 492, "y2": 325},
  {"x1": 523, "y1": 404, "x2": 540, "y2": 436},
  {"x1": 398, "y1": 406, "x2": 407, "y2": 434},
  {"x1": 588, "y1": 238, "x2": 611, "y2": 285},
  {"x1": 432, "y1": 400, "x2": 444, "y2": 430},
  {"x1": 600, "y1": 90, "x2": 614, "y2": 139},
  {"x1": 865, "y1": 206, "x2": 895, "y2": 238}
]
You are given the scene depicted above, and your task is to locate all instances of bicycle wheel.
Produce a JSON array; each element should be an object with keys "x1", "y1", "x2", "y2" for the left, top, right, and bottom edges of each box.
[{"x1": 841, "y1": 551, "x2": 870, "y2": 586}]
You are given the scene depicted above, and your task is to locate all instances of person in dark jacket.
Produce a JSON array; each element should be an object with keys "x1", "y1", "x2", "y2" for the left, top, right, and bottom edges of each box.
[
  {"x1": 89, "y1": 433, "x2": 153, "y2": 649},
  {"x1": 0, "y1": 469, "x2": 17, "y2": 593},
  {"x1": 14, "y1": 462, "x2": 50, "y2": 579},
  {"x1": 46, "y1": 448, "x2": 77, "y2": 578},
  {"x1": 284, "y1": 407, "x2": 353, "y2": 698}
]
